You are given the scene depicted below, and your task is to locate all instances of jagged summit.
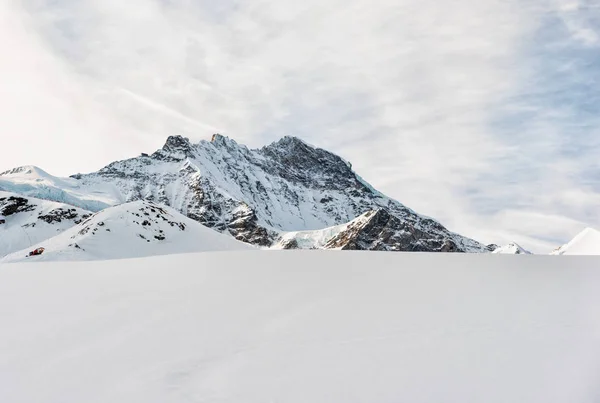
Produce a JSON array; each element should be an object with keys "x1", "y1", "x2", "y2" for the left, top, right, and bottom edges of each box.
[
  {"x1": 0, "y1": 135, "x2": 489, "y2": 252},
  {"x1": 162, "y1": 135, "x2": 192, "y2": 154},
  {"x1": 265, "y1": 135, "x2": 318, "y2": 150}
]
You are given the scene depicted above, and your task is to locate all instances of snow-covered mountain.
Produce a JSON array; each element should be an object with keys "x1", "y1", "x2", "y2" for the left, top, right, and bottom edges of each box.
[
  {"x1": 0, "y1": 191, "x2": 92, "y2": 257},
  {"x1": 1, "y1": 200, "x2": 253, "y2": 262},
  {"x1": 0, "y1": 135, "x2": 487, "y2": 252},
  {"x1": 551, "y1": 227, "x2": 600, "y2": 255},
  {"x1": 491, "y1": 242, "x2": 532, "y2": 255},
  {"x1": 1, "y1": 135, "x2": 488, "y2": 252}
]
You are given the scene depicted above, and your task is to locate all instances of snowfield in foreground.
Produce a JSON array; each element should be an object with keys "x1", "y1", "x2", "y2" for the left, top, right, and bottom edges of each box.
[{"x1": 1, "y1": 251, "x2": 599, "y2": 403}]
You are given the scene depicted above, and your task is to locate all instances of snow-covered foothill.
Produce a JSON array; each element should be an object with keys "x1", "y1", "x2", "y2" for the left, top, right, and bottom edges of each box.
[
  {"x1": 0, "y1": 191, "x2": 92, "y2": 257},
  {"x1": 0, "y1": 252, "x2": 599, "y2": 402},
  {"x1": 552, "y1": 227, "x2": 600, "y2": 255},
  {"x1": 1, "y1": 200, "x2": 253, "y2": 262}
]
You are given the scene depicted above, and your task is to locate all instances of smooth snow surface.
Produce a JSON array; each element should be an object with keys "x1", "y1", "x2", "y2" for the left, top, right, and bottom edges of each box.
[
  {"x1": 552, "y1": 227, "x2": 600, "y2": 255},
  {"x1": 1, "y1": 201, "x2": 252, "y2": 262},
  {"x1": 1, "y1": 252, "x2": 599, "y2": 403},
  {"x1": 491, "y1": 242, "x2": 532, "y2": 254}
]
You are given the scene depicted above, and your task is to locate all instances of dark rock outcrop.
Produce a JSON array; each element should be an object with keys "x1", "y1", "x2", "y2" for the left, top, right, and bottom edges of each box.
[{"x1": 325, "y1": 209, "x2": 461, "y2": 252}]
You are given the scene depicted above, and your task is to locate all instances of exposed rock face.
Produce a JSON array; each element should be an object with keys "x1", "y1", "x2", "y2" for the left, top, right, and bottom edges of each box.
[
  {"x1": 0, "y1": 195, "x2": 35, "y2": 216},
  {"x1": 325, "y1": 209, "x2": 462, "y2": 252},
  {"x1": 67, "y1": 135, "x2": 487, "y2": 252}
]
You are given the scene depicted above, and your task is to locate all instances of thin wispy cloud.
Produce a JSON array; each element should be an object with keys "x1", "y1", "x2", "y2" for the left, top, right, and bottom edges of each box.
[{"x1": 1, "y1": 0, "x2": 599, "y2": 252}]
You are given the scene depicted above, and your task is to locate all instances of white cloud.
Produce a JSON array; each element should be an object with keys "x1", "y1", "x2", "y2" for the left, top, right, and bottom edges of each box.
[{"x1": 1, "y1": 0, "x2": 599, "y2": 251}]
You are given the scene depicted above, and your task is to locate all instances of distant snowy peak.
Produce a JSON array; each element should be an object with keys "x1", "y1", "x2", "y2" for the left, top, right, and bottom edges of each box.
[
  {"x1": 0, "y1": 165, "x2": 49, "y2": 178},
  {"x1": 491, "y1": 242, "x2": 532, "y2": 255},
  {"x1": 551, "y1": 228, "x2": 600, "y2": 255},
  {"x1": 0, "y1": 191, "x2": 92, "y2": 257},
  {"x1": 1, "y1": 200, "x2": 253, "y2": 262}
]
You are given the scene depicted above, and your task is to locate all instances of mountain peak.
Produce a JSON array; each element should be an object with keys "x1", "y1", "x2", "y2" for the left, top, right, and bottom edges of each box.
[
  {"x1": 0, "y1": 165, "x2": 49, "y2": 178},
  {"x1": 265, "y1": 136, "x2": 318, "y2": 152},
  {"x1": 210, "y1": 133, "x2": 241, "y2": 149},
  {"x1": 551, "y1": 227, "x2": 600, "y2": 255},
  {"x1": 162, "y1": 135, "x2": 192, "y2": 154},
  {"x1": 492, "y1": 242, "x2": 532, "y2": 254}
]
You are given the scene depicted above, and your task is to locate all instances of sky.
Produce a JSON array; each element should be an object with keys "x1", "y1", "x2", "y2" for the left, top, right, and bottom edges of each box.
[{"x1": 1, "y1": 0, "x2": 599, "y2": 252}]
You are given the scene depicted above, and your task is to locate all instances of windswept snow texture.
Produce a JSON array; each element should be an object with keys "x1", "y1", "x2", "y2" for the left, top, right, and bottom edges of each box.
[
  {"x1": 0, "y1": 136, "x2": 487, "y2": 252},
  {"x1": 0, "y1": 191, "x2": 92, "y2": 257},
  {"x1": 0, "y1": 252, "x2": 599, "y2": 403},
  {"x1": 552, "y1": 228, "x2": 600, "y2": 255},
  {"x1": 492, "y1": 242, "x2": 532, "y2": 254},
  {"x1": 1, "y1": 201, "x2": 253, "y2": 262}
]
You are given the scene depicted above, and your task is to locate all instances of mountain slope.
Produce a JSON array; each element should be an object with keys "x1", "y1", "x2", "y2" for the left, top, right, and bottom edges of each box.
[
  {"x1": 1, "y1": 135, "x2": 488, "y2": 252},
  {"x1": 1, "y1": 200, "x2": 253, "y2": 262},
  {"x1": 551, "y1": 228, "x2": 600, "y2": 255},
  {"x1": 274, "y1": 209, "x2": 483, "y2": 252},
  {"x1": 0, "y1": 191, "x2": 92, "y2": 257},
  {"x1": 0, "y1": 166, "x2": 116, "y2": 211}
]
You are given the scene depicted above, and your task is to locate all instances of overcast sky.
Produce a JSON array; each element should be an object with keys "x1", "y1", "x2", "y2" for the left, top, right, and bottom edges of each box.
[{"x1": 1, "y1": 0, "x2": 599, "y2": 252}]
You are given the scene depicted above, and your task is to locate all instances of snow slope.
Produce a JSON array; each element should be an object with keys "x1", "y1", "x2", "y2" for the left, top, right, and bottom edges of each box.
[
  {"x1": 0, "y1": 166, "x2": 117, "y2": 211},
  {"x1": 272, "y1": 222, "x2": 353, "y2": 249},
  {"x1": 492, "y1": 242, "x2": 532, "y2": 254},
  {"x1": 0, "y1": 252, "x2": 599, "y2": 403},
  {"x1": 1, "y1": 200, "x2": 253, "y2": 262},
  {"x1": 0, "y1": 191, "x2": 92, "y2": 257},
  {"x1": 552, "y1": 227, "x2": 600, "y2": 255}
]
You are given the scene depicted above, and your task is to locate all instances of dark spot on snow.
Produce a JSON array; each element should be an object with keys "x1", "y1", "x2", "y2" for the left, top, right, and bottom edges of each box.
[{"x1": 1, "y1": 196, "x2": 35, "y2": 216}]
